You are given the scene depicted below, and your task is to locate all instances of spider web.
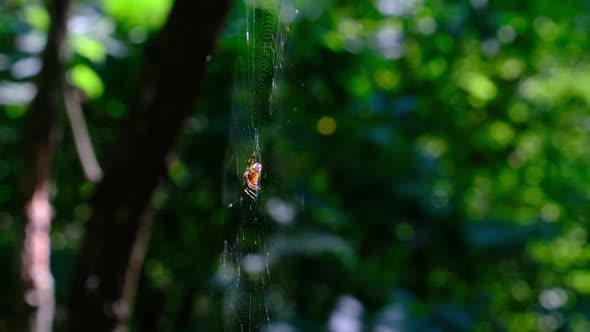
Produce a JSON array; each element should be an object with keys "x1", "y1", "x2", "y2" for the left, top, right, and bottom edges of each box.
[{"x1": 221, "y1": 0, "x2": 287, "y2": 331}]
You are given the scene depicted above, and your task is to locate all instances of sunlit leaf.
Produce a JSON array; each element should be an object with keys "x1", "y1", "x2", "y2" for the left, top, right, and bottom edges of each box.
[
  {"x1": 23, "y1": 5, "x2": 50, "y2": 31},
  {"x1": 569, "y1": 271, "x2": 590, "y2": 294},
  {"x1": 487, "y1": 121, "x2": 515, "y2": 147},
  {"x1": 459, "y1": 72, "x2": 497, "y2": 102},
  {"x1": 71, "y1": 36, "x2": 107, "y2": 63},
  {"x1": 69, "y1": 64, "x2": 104, "y2": 99},
  {"x1": 103, "y1": 0, "x2": 173, "y2": 30}
]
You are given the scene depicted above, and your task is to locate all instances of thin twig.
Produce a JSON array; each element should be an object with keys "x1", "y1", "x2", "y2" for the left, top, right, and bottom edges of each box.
[{"x1": 63, "y1": 87, "x2": 103, "y2": 182}]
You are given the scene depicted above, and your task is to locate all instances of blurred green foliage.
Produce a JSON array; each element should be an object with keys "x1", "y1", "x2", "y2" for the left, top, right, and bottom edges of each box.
[{"x1": 2, "y1": 0, "x2": 590, "y2": 331}]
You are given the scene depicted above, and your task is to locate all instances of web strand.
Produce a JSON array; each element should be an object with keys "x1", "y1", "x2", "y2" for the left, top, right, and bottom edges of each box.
[{"x1": 223, "y1": 0, "x2": 287, "y2": 331}]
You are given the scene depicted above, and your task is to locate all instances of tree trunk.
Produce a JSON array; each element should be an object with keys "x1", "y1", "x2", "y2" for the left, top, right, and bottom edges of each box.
[
  {"x1": 66, "y1": 1, "x2": 232, "y2": 331},
  {"x1": 20, "y1": 1, "x2": 71, "y2": 332}
]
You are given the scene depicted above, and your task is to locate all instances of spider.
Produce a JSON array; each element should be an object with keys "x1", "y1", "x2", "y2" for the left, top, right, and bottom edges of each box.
[{"x1": 243, "y1": 153, "x2": 262, "y2": 200}]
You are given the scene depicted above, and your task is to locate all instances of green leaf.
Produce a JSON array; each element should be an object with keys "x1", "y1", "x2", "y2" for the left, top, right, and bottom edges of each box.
[
  {"x1": 103, "y1": 0, "x2": 173, "y2": 30},
  {"x1": 348, "y1": 74, "x2": 372, "y2": 98},
  {"x1": 168, "y1": 160, "x2": 189, "y2": 185},
  {"x1": 487, "y1": 121, "x2": 515, "y2": 147},
  {"x1": 70, "y1": 64, "x2": 104, "y2": 99},
  {"x1": 23, "y1": 5, "x2": 50, "y2": 31},
  {"x1": 5, "y1": 104, "x2": 27, "y2": 119},
  {"x1": 458, "y1": 71, "x2": 497, "y2": 102},
  {"x1": 71, "y1": 36, "x2": 107, "y2": 63}
]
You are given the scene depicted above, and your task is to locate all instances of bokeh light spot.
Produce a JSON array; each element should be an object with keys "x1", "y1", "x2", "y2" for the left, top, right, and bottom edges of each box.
[
  {"x1": 459, "y1": 72, "x2": 497, "y2": 102},
  {"x1": 498, "y1": 25, "x2": 516, "y2": 43},
  {"x1": 539, "y1": 288, "x2": 568, "y2": 310},
  {"x1": 373, "y1": 69, "x2": 400, "y2": 90},
  {"x1": 323, "y1": 31, "x2": 344, "y2": 51},
  {"x1": 540, "y1": 203, "x2": 560, "y2": 222},
  {"x1": 318, "y1": 116, "x2": 337, "y2": 135},
  {"x1": 509, "y1": 103, "x2": 529, "y2": 123},
  {"x1": 570, "y1": 271, "x2": 590, "y2": 293},
  {"x1": 23, "y1": 5, "x2": 50, "y2": 30},
  {"x1": 488, "y1": 121, "x2": 515, "y2": 147},
  {"x1": 417, "y1": 16, "x2": 436, "y2": 35},
  {"x1": 499, "y1": 58, "x2": 524, "y2": 80},
  {"x1": 69, "y1": 64, "x2": 104, "y2": 99}
]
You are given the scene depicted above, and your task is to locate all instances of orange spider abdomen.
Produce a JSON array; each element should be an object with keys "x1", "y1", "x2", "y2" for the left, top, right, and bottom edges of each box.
[{"x1": 245, "y1": 163, "x2": 262, "y2": 190}]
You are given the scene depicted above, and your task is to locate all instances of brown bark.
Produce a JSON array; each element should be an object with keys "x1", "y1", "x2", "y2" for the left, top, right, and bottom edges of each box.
[
  {"x1": 20, "y1": 1, "x2": 71, "y2": 332},
  {"x1": 66, "y1": 1, "x2": 232, "y2": 331}
]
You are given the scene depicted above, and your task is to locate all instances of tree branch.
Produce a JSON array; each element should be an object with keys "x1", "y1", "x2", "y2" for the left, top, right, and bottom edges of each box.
[
  {"x1": 20, "y1": 1, "x2": 71, "y2": 332},
  {"x1": 64, "y1": 88, "x2": 103, "y2": 182},
  {"x1": 67, "y1": 1, "x2": 232, "y2": 331}
]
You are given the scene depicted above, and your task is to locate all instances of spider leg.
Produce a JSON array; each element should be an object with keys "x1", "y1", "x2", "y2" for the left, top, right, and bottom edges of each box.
[{"x1": 244, "y1": 187, "x2": 258, "y2": 200}]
